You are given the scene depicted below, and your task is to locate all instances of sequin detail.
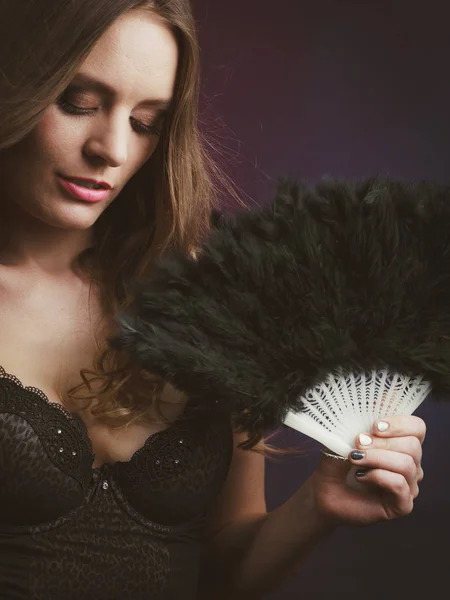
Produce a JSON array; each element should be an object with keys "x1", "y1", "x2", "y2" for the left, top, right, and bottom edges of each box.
[
  {"x1": 0, "y1": 364, "x2": 233, "y2": 599},
  {"x1": 0, "y1": 366, "x2": 93, "y2": 491}
]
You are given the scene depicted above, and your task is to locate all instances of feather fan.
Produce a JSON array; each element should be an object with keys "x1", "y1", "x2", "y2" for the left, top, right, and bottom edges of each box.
[{"x1": 112, "y1": 178, "x2": 450, "y2": 452}]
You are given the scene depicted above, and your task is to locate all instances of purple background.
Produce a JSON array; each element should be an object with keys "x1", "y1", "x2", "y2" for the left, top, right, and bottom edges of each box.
[{"x1": 195, "y1": 1, "x2": 450, "y2": 599}]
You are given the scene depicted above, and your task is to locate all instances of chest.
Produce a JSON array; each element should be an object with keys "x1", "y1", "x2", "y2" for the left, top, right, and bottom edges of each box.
[
  {"x1": 0, "y1": 367, "x2": 234, "y2": 529},
  {"x1": 0, "y1": 271, "x2": 102, "y2": 400},
  {"x1": 0, "y1": 269, "x2": 179, "y2": 465}
]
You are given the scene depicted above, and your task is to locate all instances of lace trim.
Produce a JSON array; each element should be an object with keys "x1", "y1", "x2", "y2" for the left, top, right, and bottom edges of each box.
[
  {"x1": 126, "y1": 423, "x2": 195, "y2": 484},
  {"x1": 0, "y1": 365, "x2": 94, "y2": 490},
  {"x1": 0, "y1": 365, "x2": 227, "y2": 490},
  {"x1": 114, "y1": 408, "x2": 230, "y2": 488}
]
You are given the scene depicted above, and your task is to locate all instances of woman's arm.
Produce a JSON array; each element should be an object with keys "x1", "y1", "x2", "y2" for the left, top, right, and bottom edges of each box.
[
  {"x1": 199, "y1": 415, "x2": 425, "y2": 599},
  {"x1": 198, "y1": 436, "x2": 333, "y2": 599}
]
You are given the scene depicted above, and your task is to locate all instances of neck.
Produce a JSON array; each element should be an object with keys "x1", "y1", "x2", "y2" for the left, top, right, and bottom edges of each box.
[{"x1": 0, "y1": 209, "x2": 94, "y2": 276}]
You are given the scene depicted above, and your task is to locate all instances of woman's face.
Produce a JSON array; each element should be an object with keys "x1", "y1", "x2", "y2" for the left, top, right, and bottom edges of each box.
[{"x1": 0, "y1": 10, "x2": 178, "y2": 231}]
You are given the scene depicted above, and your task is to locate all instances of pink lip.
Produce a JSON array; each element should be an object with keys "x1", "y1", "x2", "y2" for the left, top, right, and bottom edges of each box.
[{"x1": 57, "y1": 175, "x2": 111, "y2": 203}]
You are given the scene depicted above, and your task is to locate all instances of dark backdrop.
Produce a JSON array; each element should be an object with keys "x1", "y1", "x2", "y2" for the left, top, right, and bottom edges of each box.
[{"x1": 195, "y1": 1, "x2": 450, "y2": 599}]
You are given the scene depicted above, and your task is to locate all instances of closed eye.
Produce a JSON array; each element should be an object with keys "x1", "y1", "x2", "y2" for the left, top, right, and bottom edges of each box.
[
  {"x1": 56, "y1": 97, "x2": 162, "y2": 138},
  {"x1": 129, "y1": 116, "x2": 161, "y2": 137}
]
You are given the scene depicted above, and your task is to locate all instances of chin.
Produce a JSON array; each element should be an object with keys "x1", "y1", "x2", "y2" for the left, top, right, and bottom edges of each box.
[{"x1": 40, "y1": 202, "x2": 107, "y2": 231}]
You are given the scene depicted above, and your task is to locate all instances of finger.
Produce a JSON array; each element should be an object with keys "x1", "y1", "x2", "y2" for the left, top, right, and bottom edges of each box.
[
  {"x1": 370, "y1": 416, "x2": 426, "y2": 443},
  {"x1": 349, "y1": 448, "x2": 418, "y2": 492},
  {"x1": 354, "y1": 469, "x2": 415, "y2": 516},
  {"x1": 354, "y1": 434, "x2": 423, "y2": 467},
  {"x1": 417, "y1": 466, "x2": 424, "y2": 484}
]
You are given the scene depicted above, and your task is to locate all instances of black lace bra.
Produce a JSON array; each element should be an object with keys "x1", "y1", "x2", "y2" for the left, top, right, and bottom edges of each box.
[{"x1": 0, "y1": 366, "x2": 233, "y2": 600}]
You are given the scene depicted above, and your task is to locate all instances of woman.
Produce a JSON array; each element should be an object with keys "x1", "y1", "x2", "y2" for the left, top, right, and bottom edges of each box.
[{"x1": 0, "y1": 1, "x2": 425, "y2": 599}]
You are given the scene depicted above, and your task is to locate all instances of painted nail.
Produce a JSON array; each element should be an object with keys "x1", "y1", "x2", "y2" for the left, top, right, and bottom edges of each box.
[
  {"x1": 359, "y1": 434, "x2": 373, "y2": 446},
  {"x1": 377, "y1": 421, "x2": 389, "y2": 432},
  {"x1": 355, "y1": 469, "x2": 367, "y2": 478},
  {"x1": 351, "y1": 450, "x2": 365, "y2": 460}
]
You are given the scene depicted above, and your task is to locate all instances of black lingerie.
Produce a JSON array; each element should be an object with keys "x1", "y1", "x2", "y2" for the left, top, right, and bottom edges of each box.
[{"x1": 0, "y1": 366, "x2": 233, "y2": 599}]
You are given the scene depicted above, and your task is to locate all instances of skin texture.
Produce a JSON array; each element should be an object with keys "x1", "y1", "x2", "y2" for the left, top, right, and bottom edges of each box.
[
  {"x1": 314, "y1": 415, "x2": 426, "y2": 524},
  {"x1": 200, "y1": 417, "x2": 425, "y2": 598},
  {"x1": 0, "y1": 10, "x2": 178, "y2": 265},
  {"x1": 0, "y1": 9, "x2": 427, "y2": 598},
  {"x1": 0, "y1": 10, "x2": 180, "y2": 464}
]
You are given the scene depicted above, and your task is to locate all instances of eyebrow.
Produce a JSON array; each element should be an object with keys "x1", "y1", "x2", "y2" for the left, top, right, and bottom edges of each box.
[{"x1": 70, "y1": 72, "x2": 172, "y2": 113}]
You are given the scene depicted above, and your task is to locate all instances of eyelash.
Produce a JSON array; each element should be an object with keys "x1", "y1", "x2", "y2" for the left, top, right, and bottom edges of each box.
[{"x1": 56, "y1": 97, "x2": 161, "y2": 137}]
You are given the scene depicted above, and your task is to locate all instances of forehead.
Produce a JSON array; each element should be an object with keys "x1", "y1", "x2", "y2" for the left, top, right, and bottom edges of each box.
[{"x1": 78, "y1": 10, "x2": 179, "y2": 103}]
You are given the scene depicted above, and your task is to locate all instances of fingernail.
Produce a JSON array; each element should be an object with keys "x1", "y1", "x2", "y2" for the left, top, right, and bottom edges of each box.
[
  {"x1": 359, "y1": 434, "x2": 373, "y2": 446},
  {"x1": 377, "y1": 421, "x2": 389, "y2": 432},
  {"x1": 355, "y1": 469, "x2": 367, "y2": 478},
  {"x1": 351, "y1": 450, "x2": 366, "y2": 460}
]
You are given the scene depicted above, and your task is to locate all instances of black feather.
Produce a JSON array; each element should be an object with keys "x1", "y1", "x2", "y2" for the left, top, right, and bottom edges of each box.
[{"x1": 111, "y1": 177, "x2": 450, "y2": 443}]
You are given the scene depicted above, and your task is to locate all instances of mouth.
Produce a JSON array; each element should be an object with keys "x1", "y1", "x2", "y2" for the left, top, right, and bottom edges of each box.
[
  {"x1": 57, "y1": 174, "x2": 113, "y2": 203},
  {"x1": 60, "y1": 175, "x2": 112, "y2": 190}
]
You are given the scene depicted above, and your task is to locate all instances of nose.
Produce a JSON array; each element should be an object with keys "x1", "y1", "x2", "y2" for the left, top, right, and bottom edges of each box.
[{"x1": 83, "y1": 111, "x2": 129, "y2": 167}]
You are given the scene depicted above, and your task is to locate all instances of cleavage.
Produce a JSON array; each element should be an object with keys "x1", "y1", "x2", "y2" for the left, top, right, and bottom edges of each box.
[{"x1": 0, "y1": 365, "x2": 189, "y2": 470}]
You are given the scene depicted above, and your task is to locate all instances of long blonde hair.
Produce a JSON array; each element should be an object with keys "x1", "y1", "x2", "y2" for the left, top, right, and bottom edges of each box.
[{"x1": 0, "y1": 0, "x2": 234, "y2": 425}]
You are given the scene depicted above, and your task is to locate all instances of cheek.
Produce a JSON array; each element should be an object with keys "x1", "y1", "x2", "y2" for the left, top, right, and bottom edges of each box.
[
  {"x1": 127, "y1": 138, "x2": 159, "y2": 179},
  {"x1": 30, "y1": 107, "x2": 86, "y2": 163}
]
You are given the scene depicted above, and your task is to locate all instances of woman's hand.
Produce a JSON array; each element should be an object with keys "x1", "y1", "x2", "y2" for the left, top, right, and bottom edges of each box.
[{"x1": 311, "y1": 416, "x2": 426, "y2": 526}]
